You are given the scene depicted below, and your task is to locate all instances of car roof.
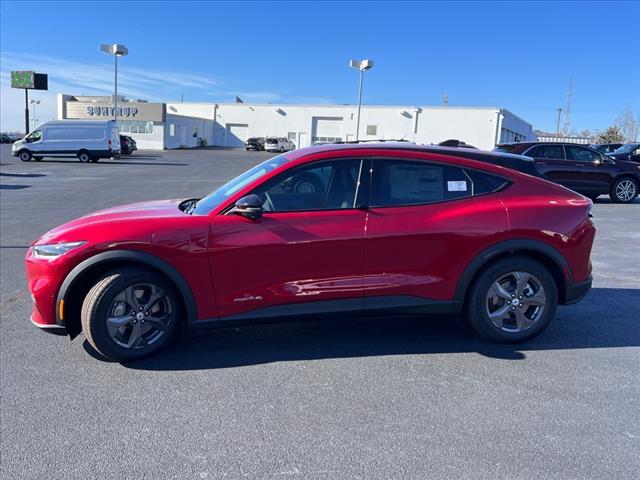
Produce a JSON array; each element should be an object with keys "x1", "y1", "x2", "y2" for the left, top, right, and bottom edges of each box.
[{"x1": 287, "y1": 142, "x2": 541, "y2": 176}]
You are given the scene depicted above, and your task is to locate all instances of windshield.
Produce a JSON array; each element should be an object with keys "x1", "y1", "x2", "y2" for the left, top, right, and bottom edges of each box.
[
  {"x1": 191, "y1": 154, "x2": 290, "y2": 214},
  {"x1": 613, "y1": 144, "x2": 638, "y2": 154}
]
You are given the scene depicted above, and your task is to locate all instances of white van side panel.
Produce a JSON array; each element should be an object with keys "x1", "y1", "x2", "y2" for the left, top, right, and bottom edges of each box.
[{"x1": 20, "y1": 120, "x2": 120, "y2": 158}]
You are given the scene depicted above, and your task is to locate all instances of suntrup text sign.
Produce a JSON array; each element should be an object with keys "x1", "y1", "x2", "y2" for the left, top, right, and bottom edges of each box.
[{"x1": 86, "y1": 106, "x2": 139, "y2": 117}]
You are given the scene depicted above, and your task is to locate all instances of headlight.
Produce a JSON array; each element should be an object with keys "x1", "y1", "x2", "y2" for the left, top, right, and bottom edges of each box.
[{"x1": 32, "y1": 241, "x2": 86, "y2": 259}]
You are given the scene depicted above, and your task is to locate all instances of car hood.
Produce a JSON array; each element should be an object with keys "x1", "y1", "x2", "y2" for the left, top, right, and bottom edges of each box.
[
  {"x1": 37, "y1": 199, "x2": 186, "y2": 244},
  {"x1": 12, "y1": 138, "x2": 25, "y2": 149}
]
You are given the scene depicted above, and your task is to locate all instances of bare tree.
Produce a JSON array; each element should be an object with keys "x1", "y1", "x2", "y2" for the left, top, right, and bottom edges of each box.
[{"x1": 615, "y1": 107, "x2": 640, "y2": 142}]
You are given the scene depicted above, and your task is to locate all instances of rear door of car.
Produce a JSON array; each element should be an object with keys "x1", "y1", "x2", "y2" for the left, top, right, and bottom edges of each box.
[
  {"x1": 363, "y1": 155, "x2": 509, "y2": 311},
  {"x1": 564, "y1": 145, "x2": 612, "y2": 193},
  {"x1": 526, "y1": 144, "x2": 580, "y2": 189}
]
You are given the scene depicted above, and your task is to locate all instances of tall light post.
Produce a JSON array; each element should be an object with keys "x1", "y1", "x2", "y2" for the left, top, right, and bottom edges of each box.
[
  {"x1": 349, "y1": 59, "x2": 374, "y2": 140},
  {"x1": 29, "y1": 98, "x2": 40, "y2": 130},
  {"x1": 100, "y1": 44, "x2": 128, "y2": 122}
]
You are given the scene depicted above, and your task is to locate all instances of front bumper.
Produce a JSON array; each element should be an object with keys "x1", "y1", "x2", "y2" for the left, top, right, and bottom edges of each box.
[{"x1": 564, "y1": 275, "x2": 592, "y2": 304}]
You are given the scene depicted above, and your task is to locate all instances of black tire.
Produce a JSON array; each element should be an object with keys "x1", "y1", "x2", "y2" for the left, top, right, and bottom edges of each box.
[
  {"x1": 77, "y1": 150, "x2": 91, "y2": 163},
  {"x1": 33, "y1": 156, "x2": 42, "y2": 161},
  {"x1": 18, "y1": 150, "x2": 32, "y2": 162},
  {"x1": 279, "y1": 146, "x2": 285, "y2": 153},
  {"x1": 292, "y1": 173, "x2": 324, "y2": 194},
  {"x1": 610, "y1": 177, "x2": 638, "y2": 203},
  {"x1": 466, "y1": 256, "x2": 557, "y2": 343},
  {"x1": 81, "y1": 268, "x2": 179, "y2": 362},
  {"x1": 586, "y1": 194, "x2": 599, "y2": 201},
  {"x1": 90, "y1": 157, "x2": 99, "y2": 163}
]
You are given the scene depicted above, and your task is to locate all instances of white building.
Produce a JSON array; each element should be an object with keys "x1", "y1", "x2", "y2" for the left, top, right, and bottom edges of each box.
[{"x1": 58, "y1": 93, "x2": 535, "y2": 151}]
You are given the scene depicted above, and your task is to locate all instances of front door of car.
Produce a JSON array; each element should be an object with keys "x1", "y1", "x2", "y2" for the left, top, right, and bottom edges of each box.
[
  {"x1": 564, "y1": 145, "x2": 612, "y2": 193},
  {"x1": 528, "y1": 144, "x2": 580, "y2": 189},
  {"x1": 363, "y1": 157, "x2": 509, "y2": 309},
  {"x1": 208, "y1": 158, "x2": 367, "y2": 319}
]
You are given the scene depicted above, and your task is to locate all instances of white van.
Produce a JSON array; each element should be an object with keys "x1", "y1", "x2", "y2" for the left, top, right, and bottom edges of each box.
[{"x1": 11, "y1": 120, "x2": 120, "y2": 163}]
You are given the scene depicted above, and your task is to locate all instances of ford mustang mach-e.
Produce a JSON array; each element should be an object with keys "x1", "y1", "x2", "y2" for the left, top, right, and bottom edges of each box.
[{"x1": 26, "y1": 143, "x2": 595, "y2": 361}]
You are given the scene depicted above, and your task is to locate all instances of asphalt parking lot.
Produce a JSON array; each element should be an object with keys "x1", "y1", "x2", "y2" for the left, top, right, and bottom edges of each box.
[{"x1": 1, "y1": 144, "x2": 639, "y2": 479}]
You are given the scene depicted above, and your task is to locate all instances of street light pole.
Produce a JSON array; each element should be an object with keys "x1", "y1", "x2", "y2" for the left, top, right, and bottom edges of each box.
[
  {"x1": 556, "y1": 108, "x2": 563, "y2": 140},
  {"x1": 30, "y1": 99, "x2": 40, "y2": 130},
  {"x1": 349, "y1": 59, "x2": 374, "y2": 141},
  {"x1": 114, "y1": 52, "x2": 118, "y2": 121},
  {"x1": 356, "y1": 68, "x2": 364, "y2": 141},
  {"x1": 101, "y1": 43, "x2": 128, "y2": 123}
]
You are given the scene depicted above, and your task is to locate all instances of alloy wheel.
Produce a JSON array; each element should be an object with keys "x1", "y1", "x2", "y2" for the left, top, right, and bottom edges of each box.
[
  {"x1": 106, "y1": 283, "x2": 173, "y2": 350},
  {"x1": 485, "y1": 271, "x2": 546, "y2": 333},
  {"x1": 615, "y1": 180, "x2": 636, "y2": 202}
]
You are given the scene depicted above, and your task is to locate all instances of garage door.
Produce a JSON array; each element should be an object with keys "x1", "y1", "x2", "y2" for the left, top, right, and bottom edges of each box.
[
  {"x1": 312, "y1": 117, "x2": 343, "y2": 143},
  {"x1": 226, "y1": 123, "x2": 249, "y2": 147}
]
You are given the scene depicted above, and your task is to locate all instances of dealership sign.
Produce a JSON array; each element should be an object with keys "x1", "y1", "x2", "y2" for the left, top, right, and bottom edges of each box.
[{"x1": 86, "y1": 106, "x2": 139, "y2": 117}]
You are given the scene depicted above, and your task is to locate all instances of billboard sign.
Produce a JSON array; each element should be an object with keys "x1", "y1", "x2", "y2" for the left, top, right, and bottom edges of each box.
[{"x1": 11, "y1": 71, "x2": 48, "y2": 90}]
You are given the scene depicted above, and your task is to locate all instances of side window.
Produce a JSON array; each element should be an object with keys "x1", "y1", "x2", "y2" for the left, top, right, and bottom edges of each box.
[
  {"x1": 464, "y1": 169, "x2": 509, "y2": 194},
  {"x1": 536, "y1": 145, "x2": 565, "y2": 159},
  {"x1": 27, "y1": 130, "x2": 42, "y2": 142},
  {"x1": 255, "y1": 159, "x2": 361, "y2": 212},
  {"x1": 566, "y1": 146, "x2": 599, "y2": 162},
  {"x1": 371, "y1": 159, "x2": 478, "y2": 207}
]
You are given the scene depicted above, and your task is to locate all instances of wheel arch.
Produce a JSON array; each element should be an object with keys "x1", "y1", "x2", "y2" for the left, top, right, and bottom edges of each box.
[
  {"x1": 455, "y1": 239, "x2": 572, "y2": 307},
  {"x1": 57, "y1": 250, "x2": 197, "y2": 338}
]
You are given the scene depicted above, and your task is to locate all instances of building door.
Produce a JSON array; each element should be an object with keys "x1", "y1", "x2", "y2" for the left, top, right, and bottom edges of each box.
[
  {"x1": 179, "y1": 125, "x2": 186, "y2": 146},
  {"x1": 226, "y1": 124, "x2": 249, "y2": 147},
  {"x1": 312, "y1": 117, "x2": 344, "y2": 143},
  {"x1": 298, "y1": 132, "x2": 308, "y2": 148}
]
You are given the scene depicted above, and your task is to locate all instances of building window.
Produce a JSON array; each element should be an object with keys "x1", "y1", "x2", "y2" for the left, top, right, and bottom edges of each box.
[
  {"x1": 366, "y1": 125, "x2": 378, "y2": 136},
  {"x1": 169, "y1": 124, "x2": 175, "y2": 136},
  {"x1": 118, "y1": 120, "x2": 154, "y2": 135},
  {"x1": 287, "y1": 132, "x2": 296, "y2": 141},
  {"x1": 312, "y1": 136, "x2": 342, "y2": 143}
]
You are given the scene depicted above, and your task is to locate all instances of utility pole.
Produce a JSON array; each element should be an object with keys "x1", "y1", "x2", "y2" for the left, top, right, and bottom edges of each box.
[
  {"x1": 443, "y1": 93, "x2": 448, "y2": 107},
  {"x1": 556, "y1": 108, "x2": 563, "y2": 140},
  {"x1": 563, "y1": 78, "x2": 573, "y2": 136}
]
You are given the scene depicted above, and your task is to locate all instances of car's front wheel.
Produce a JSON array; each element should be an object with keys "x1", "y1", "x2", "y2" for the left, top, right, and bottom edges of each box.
[
  {"x1": 19, "y1": 150, "x2": 32, "y2": 162},
  {"x1": 466, "y1": 257, "x2": 557, "y2": 343},
  {"x1": 81, "y1": 268, "x2": 179, "y2": 361},
  {"x1": 610, "y1": 177, "x2": 638, "y2": 203}
]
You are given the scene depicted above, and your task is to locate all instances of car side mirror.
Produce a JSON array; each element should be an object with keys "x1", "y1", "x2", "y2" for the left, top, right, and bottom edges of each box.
[
  {"x1": 599, "y1": 155, "x2": 615, "y2": 165},
  {"x1": 231, "y1": 194, "x2": 263, "y2": 220}
]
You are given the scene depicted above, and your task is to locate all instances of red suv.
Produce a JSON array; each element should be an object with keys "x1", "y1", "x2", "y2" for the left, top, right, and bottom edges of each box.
[{"x1": 26, "y1": 144, "x2": 595, "y2": 361}]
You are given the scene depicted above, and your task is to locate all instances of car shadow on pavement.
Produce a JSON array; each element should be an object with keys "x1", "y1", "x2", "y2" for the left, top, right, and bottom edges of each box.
[
  {"x1": 111, "y1": 287, "x2": 640, "y2": 370},
  {"x1": 27, "y1": 159, "x2": 189, "y2": 166}
]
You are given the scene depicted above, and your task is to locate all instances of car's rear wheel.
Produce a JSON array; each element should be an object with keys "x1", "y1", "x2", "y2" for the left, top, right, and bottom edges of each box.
[
  {"x1": 466, "y1": 257, "x2": 557, "y2": 343},
  {"x1": 81, "y1": 268, "x2": 179, "y2": 361},
  {"x1": 610, "y1": 177, "x2": 638, "y2": 203},
  {"x1": 77, "y1": 150, "x2": 91, "y2": 163},
  {"x1": 19, "y1": 150, "x2": 32, "y2": 162},
  {"x1": 33, "y1": 156, "x2": 42, "y2": 161}
]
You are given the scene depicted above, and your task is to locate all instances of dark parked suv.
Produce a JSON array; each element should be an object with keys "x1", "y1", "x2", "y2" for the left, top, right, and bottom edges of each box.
[
  {"x1": 589, "y1": 143, "x2": 623, "y2": 154},
  {"x1": 608, "y1": 143, "x2": 640, "y2": 164},
  {"x1": 496, "y1": 142, "x2": 640, "y2": 203},
  {"x1": 245, "y1": 137, "x2": 265, "y2": 151}
]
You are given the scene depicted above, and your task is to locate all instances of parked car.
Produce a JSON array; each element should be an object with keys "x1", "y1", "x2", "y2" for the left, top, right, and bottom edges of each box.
[
  {"x1": 589, "y1": 143, "x2": 623, "y2": 154},
  {"x1": 245, "y1": 137, "x2": 265, "y2": 151},
  {"x1": 495, "y1": 142, "x2": 640, "y2": 203},
  {"x1": 608, "y1": 143, "x2": 640, "y2": 164},
  {"x1": 26, "y1": 142, "x2": 595, "y2": 361},
  {"x1": 264, "y1": 137, "x2": 295, "y2": 152},
  {"x1": 11, "y1": 120, "x2": 121, "y2": 163},
  {"x1": 1, "y1": 133, "x2": 15, "y2": 143},
  {"x1": 120, "y1": 135, "x2": 137, "y2": 155}
]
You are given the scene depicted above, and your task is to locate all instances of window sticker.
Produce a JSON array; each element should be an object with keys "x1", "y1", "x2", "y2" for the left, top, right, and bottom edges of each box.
[
  {"x1": 389, "y1": 165, "x2": 443, "y2": 200},
  {"x1": 447, "y1": 180, "x2": 468, "y2": 192}
]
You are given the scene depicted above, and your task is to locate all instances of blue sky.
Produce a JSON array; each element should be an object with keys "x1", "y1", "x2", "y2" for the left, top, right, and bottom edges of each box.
[{"x1": 1, "y1": 0, "x2": 638, "y2": 133}]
